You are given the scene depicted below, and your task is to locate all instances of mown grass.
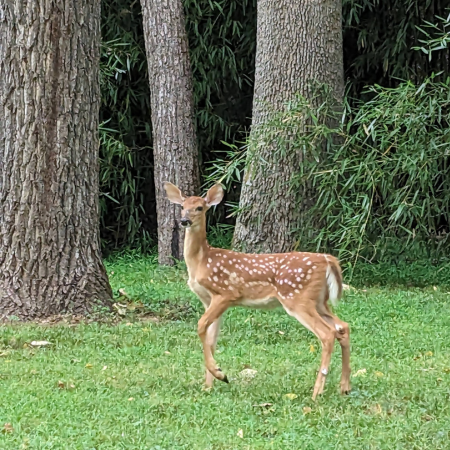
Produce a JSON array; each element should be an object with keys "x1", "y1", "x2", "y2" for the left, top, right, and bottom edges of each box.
[{"x1": 1, "y1": 254, "x2": 450, "y2": 449}]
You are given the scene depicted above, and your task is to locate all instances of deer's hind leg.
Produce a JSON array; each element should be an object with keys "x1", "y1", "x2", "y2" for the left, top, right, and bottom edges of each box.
[
  {"x1": 281, "y1": 297, "x2": 337, "y2": 400},
  {"x1": 316, "y1": 298, "x2": 351, "y2": 395}
]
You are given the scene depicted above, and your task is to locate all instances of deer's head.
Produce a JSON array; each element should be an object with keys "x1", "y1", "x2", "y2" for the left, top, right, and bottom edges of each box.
[{"x1": 163, "y1": 182, "x2": 224, "y2": 229}]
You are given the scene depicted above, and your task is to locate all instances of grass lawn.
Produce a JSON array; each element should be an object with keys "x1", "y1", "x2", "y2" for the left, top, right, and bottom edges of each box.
[{"x1": 1, "y1": 254, "x2": 450, "y2": 449}]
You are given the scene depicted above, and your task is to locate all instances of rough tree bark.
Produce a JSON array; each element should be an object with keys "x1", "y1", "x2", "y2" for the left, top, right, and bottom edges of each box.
[
  {"x1": 141, "y1": 0, "x2": 200, "y2": 265},
  {"x1": 233, "y1": 0, "x2": 344, "y2": 253},
  {"x1": 0, "y1": 0, "x2": 112, "y2": 320}
]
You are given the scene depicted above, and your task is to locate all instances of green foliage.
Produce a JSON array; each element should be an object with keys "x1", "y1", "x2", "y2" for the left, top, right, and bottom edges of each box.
[
  {"x1": 99, "y1": 0, "x2": 256, "y2": 250},
  {"x1": 414, "y1": 11, "x2": 450, "y2": 60},
  {"x1": 352, "y1": 260, "x2": 450, "y2": 287},
  {"x1": 184, "y1": 0, "x2": 256, "y2": 161},
  {"x1": 203, "y1": 139, "x2": 248, "y2": 222},
  {"x1": 206, "y1": 223, "x2": 234, "y2": 249},
  {"x1": 98, "y1": 0, "x2": 450, "y2": 252},
  {"x1": 212, "y1": 78, "x2": 450, "y2": 265},
  {"x1": 100, "y1": 0, "x2": 154, "y2": 251},
  {"x1": 343, "y1": 0, "x2": 449, "y2": 97},
  {"x1": 2, "y1": 257, "x2": 450, "y2": 448},
  {"x1": 185, "y1": 0, "x2": 257, "y2": 225},
  {"x1": 301, "y1": 78, "x2": 450, "y2": 264}
]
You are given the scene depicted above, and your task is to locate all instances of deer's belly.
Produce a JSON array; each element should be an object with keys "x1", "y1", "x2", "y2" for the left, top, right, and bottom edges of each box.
[
  {"x1": 188, "y1": 278, "x2": 280, "y2": 310},
  {"x1": 238, "y1": 296, "x2": 281, "y2": 310}
]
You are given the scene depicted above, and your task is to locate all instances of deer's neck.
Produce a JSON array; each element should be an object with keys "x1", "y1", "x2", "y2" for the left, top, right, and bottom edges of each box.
[{"x1": 184, "y1": 221, "x2": 208, "y2": 279}]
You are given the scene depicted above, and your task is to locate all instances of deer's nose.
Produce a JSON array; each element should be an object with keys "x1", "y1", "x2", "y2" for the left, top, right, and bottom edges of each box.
[{"x1": 180, "y1": 218, "x2": 192, "y2": 227}]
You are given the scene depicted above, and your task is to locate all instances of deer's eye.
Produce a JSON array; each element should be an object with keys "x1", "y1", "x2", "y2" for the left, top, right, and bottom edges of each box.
[{"x1": 196, "y1": 207, "x2": 203, "y2": 212}]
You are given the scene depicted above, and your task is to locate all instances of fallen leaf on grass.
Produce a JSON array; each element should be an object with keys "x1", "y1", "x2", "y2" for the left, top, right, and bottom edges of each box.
[
  {"x1": 2, "y1": 423, "x2": 13, "y2": 433},
  {"x1": 56, "y1": 380, "x2": 75, "y2": 390},
  {"x1": 422, "y1": 414, "x2": 434, "y2": 421},
  {"x1": 302, "y1": 406, "x2": 312, "y2": 415},
  {"x1": 252, "y1": 402, "x2": 273, "y2": 408},
  {"x1": 369, "y1": 404, "x2": 382, "y2": 415},
  {"x1": 239, "y1": 369, "x2": 257, "y2": 380},
  {"x1": 353, "y1": 368, "x2": 367, "y2": 377},
  {"x1": 425, "y1": 351, "x2": 433, "y2": 357},
  {"x1": 309, "y1": 344, "x2": 315, "y2": 353},
  {"x1": 118, "y1": 288, "x2": 130, "y2": 299},
  {"x1": 85, "y1": 363, "x2": 93, "y2": 369},
  {"x1": 128, "y1": 397, "x2": 134, "y2": 401},
  {"x1": 237, "y1": 429, "x2": 244, "y2": 438},
  {"x1": 285, "y1": 393, "x2": 298, "y2": 400},
  {"x1": 375, "y1": 371, "x2": 384, "y2": 377},
  {"x1": 30, "y1": 341, "x2": 51, "y2": 347},
  {"x1": 113, "y1": 303, "x2": 127, "y2": 316},
  {"x1": 416, "y1": 367, "x2": 435, "y2": 372}
]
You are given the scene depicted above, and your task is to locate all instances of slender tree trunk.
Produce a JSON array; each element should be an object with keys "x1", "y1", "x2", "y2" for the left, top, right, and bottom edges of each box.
[
  {"x1": 233, "y1": 0, "x2": 344, "y2": 253},
  {"x1": 141, "y1": 0, "x2": 200, "y2": 265},
  {"x1": 0, "y1": 0, "x2": 112, "y2": 320}
]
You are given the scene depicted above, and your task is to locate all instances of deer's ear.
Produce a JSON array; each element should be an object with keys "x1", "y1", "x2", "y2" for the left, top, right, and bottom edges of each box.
[
  {"x1": 163, "y1": 182, "x2": 185, "y2": 205},
  {"x1": 205, "y1": 184, "x2": 224, "y2": 207}
]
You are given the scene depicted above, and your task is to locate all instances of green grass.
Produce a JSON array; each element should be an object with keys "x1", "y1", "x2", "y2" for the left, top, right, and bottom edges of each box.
[{"x1": 1, "y1": 255, "x2": 450, "y2": 449}]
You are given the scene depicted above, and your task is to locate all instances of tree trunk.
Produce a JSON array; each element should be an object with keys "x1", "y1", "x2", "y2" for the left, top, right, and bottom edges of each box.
[
  {"x1": 141, "y1": 0, "x2": 200, "y2": 265},
  {"x1": 0, "y1": 0, "x2": 112, "y2": 320},
  {"x1": 233, "y1": 0, "x2": 344, "y2": 253}
]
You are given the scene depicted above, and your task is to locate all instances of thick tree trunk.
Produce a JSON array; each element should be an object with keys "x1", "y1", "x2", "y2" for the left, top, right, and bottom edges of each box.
[
  {"x1": 0, "y1": 0, "x2": 112, "y2": 320},
  {"x1": 233, "y1": 0, "x2": 344, "y2": 253},
  {"x1": 141, "y1": 0, "x2": 200, "y2": 265}
]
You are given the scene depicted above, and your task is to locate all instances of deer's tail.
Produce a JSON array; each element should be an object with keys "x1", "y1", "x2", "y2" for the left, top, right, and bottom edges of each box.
[{"x1": 325, "y1": 255, "x2": 343, "y2": 307}]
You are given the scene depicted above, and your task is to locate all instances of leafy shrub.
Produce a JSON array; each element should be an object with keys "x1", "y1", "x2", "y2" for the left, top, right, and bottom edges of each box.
[
  {"x1": 305, "y1": 77, "x2": 450, "y2": 264},
  {"x1": 211, "y1": 77, "x2": 450, "y2": 265}
]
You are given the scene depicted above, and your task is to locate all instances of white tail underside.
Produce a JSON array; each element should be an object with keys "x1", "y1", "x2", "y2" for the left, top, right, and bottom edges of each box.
[{"x1": 326, "y1": 263, "x2": 340, "y2": 307}]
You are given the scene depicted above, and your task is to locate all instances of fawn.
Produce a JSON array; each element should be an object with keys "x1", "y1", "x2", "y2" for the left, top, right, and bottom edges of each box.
[{"x1": 164, "y1": 182, "x2": 351, "y2": 400}]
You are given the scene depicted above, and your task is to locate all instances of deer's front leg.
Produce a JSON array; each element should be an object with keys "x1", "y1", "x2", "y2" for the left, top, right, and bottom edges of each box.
[{"x1": 198, "y1": 297, "x2": 229, "y2": 384}]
